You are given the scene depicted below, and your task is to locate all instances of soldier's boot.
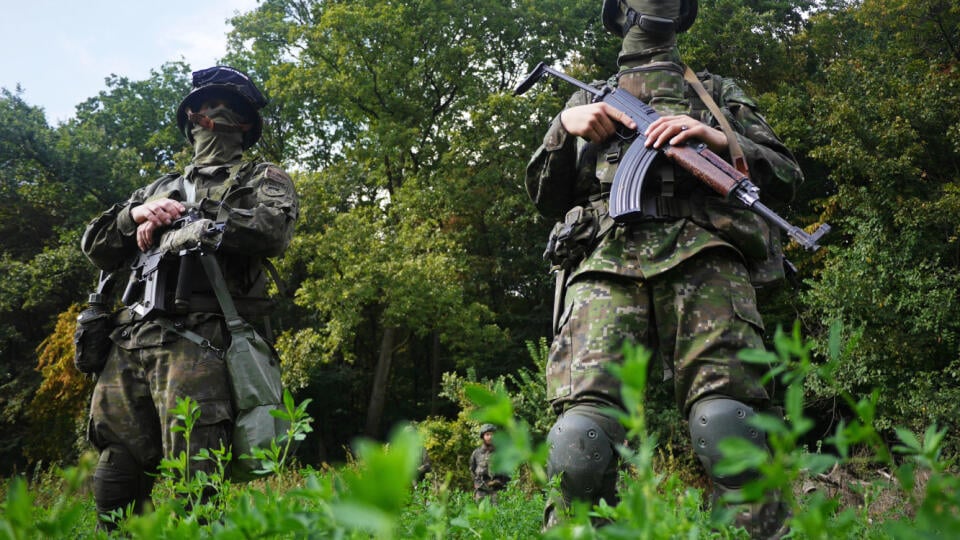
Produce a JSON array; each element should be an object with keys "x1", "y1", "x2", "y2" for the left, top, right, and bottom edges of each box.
[
  {"x1": 92, "y1": 444, "x2": 156, "y2": 531},
  {"x1": 543, "y1": 404, "x2": 625, "y2": 529},
  {"x1": 689, "y1": 396, "x2": 790, "y2": 539}
]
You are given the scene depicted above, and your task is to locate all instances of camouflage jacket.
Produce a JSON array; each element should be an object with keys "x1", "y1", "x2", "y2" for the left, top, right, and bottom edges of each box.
[
  {"x1": 81, "y1": 160, "x2": 299, "y2": 304},
  {"x1": 525, "y1": 69, "x2": 803, "y2": 285},
  {"x1": 469, "y1": 445, "x2": 509, "y2": 491}
]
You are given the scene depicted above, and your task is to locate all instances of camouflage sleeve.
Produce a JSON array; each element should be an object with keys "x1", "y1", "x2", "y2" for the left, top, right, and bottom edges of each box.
[
  {"x1": 213, "y1": 163, "x2": 299, "y2": 258},
  {"x1": 469, "y1": 448, "x2": 482, "y2": 486},
  {"x1": 719, "y1": 78, "x2": 803, "y2": 206},
  {"x1": 525, "y1": 90, "x2": 594, "y2": 219},
  {"x1": 80, "y1": 186, "x2": 152, "y2": 271}
]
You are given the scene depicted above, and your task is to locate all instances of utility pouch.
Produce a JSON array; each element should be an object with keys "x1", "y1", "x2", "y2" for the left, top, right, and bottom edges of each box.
[
  {"x1": 222, "y1": 318, "x2": 286, "y2": 482},
  {"x1": 543, "y1": 205, "x2": 600, "y2": 270},
  {"x1": 199, "y1": 254, "x2": 289, "y2": 482},
  {"x1": 73, "y1": 272, "x2": 116, "y2": 374}
]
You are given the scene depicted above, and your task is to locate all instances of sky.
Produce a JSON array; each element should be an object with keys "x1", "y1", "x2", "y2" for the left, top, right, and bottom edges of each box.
[{"x1": 0, "y1": 0, "x2": 261, "y2": 125}]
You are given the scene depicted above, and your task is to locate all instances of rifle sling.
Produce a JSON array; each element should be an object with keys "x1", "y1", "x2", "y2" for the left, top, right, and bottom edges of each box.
[
  {"x1": 682, "y1": 67, "x2": 749, "y2": 177},
  {"x1": 153, "y1": 317, "x2": 224, "y2": 358},
  {"x1": 200, "y1": 253, "x2": 244, "y2": 330}
]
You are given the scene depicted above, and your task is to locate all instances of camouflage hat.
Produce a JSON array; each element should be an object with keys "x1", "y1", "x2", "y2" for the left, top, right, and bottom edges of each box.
[
  {"x1": 176, "y1": 66, "x2": 267, "y2": 149},
  {"x1": 602, "y1": 0, "x2": 698, "y2": 37},
  {"x1": 479, "y1": 424, "x2": 497, "y2": 437}
]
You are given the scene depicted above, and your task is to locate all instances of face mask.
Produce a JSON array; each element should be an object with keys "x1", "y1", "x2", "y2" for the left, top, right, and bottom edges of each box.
[
  {"x1": 191, "y1": 106, "x2": 245, "y2": 165},
  {"x1": 614, "y1": 0, "x2": 682, "y2": 64},
  {"x1": 616, "y1": 43, "x2": 687, "y2": 115}
]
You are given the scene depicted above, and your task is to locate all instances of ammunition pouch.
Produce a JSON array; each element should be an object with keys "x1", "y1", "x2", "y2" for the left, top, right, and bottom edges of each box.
[
  {"x1": 74, "y1": 302, "x2": 114, "y2": 374},
  {"x1": 543, "y1": 204, "x2": 603, "y2": 271}
]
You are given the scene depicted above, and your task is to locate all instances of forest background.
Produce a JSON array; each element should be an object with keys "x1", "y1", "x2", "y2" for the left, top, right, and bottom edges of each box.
[{"x1": 0, "y1": 0, "x2": 958, "y2": 484}]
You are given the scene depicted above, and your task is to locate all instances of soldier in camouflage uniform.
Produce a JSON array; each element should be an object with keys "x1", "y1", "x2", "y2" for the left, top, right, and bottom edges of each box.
[
  {"x1": 469, "y1": 424, "x2": 510, "y2": 503},
  {"x1": 527, "y1": 1, "x2": 800, "y2": 537},
  {"x1": 80, "y1": 66, "x2": 298, "y2": 528}
]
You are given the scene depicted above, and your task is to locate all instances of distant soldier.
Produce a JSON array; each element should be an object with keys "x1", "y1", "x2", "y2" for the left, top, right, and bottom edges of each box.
[
  {"x1": 469, "y1": 424, "x2": 510, "y2": 503},
  {"x1": 79, "y1": 66, "x2": 298, "y2": 529},
  {"x1": 526, "y1": 1, "x2": 801, "y2": 537}
]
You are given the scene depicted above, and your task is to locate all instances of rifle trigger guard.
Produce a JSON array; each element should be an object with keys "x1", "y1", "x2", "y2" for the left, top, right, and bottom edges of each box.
[{"x1": 614, "y1": 124, "x2": 638, "y2": 142}]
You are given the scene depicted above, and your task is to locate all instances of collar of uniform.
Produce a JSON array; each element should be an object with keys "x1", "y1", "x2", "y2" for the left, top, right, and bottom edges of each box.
[{"x1": 184, "y1": 161, "x2": 242, "y2": 179}]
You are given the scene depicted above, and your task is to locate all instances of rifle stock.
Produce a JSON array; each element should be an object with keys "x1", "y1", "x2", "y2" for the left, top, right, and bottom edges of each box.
[{"x1": 516, "y1": 62, "x2": 830, "y2": 251}]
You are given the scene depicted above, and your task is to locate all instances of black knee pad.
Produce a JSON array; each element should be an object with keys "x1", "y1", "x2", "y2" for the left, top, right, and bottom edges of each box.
[
  {"x1": 546, "y1": 408, "x2": 624, "y2": 503},
  {"x1": 688, "y1": 396, "x2": 766, "y2": 488},
  {"x1": 93, "y1": 444, "x2": 155, "y2": 520}
]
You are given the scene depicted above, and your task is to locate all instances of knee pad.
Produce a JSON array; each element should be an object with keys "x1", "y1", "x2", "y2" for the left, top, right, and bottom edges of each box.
[
  {"x1": 688, "y1": 397, "x2": 766, "y2": 489},
  {"x1": 93, "y1": 445, "x2": 155, "y2": 520},
  {"x1": 546, "y1": 409, "x2": 624, "y2": 502}
]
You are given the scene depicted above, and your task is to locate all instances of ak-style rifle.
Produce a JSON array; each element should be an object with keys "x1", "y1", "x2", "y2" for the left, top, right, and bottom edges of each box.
[{"x1": 515, "y1": 62, "x2": 829, "y2": 251}]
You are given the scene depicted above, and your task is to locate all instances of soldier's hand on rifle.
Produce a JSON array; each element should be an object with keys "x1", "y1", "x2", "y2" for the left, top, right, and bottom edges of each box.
[
  {"x1": 560, "y1": 103, "x2": 637, "y2": 144},
  {"x1": 644, "y1": 115, "x2": 728, "y2": 153},
  {"x1": 136, "y1": 221, "x2": 159, "y2": 251},
  {"x1": 131, "y1": 198, "x2": 186, "y2": 227},
  {"x1": 132, "y1": 198, "x2": 188, "y2": 251}
]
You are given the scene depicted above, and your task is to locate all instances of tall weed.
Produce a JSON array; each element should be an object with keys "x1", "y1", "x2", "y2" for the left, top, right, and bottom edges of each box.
[{"x1": 3, "y1": 324, "x2": 959, "y2": 538}]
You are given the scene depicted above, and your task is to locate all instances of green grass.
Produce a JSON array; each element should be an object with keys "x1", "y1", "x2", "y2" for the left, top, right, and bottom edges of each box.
[{"x1": 3, "y1": 323, "x2": 959, "y2": 538}]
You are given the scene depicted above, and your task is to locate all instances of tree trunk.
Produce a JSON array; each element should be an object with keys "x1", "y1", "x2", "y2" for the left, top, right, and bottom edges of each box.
[
  {"x1": 365, "y1": 326, "x2": 396, "y2": 438},
  {"x1": 430, "y1": 332, "x2": 442, "y2": 415}
]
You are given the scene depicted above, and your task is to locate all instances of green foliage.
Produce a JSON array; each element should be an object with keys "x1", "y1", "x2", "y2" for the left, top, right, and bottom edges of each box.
[
  {"x1": 4, "y1": 0, "x2": 960, "y2": 495},
  {"x1": 0, "y1": 451, "x2": 98, "y2": 539},
  {"x1": 254, "y1": 389, "x2": 315, "y2": 477},
  {"x1": 417, "y1": 412, "x2": 477, "y2": 492},
  {"x1": 6, "y1": 328, "x2": 960, "y2": 537},
  {"x1": 416, "y1": 341, "x2": 555, "y2": 493},
  {"x1": 26, "y1": 304, "x2": 92, "y2": 465},
  {"x1": 794, "y1": 0, "x2": 960, "y2": 449},
  {"x1": 72, "y1": 61, "x2": 193, "y2": 175},
  {"x1": 680, "y1": 0, "x2": 818, "y2": 92}
]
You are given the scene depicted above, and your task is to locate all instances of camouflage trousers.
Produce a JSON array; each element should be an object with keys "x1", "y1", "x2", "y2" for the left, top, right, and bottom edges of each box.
[
  {"x1": 88, "y1": 312, "x2": 234, "y2": 472},
  {"x1": 548, "y1": 247, "x2": 771, "y2": 415}
]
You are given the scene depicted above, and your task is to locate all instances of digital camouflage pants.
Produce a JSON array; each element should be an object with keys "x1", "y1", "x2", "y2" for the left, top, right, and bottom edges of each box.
[
  {"x1": 548, "y1": 247, "x2": 771, "y2": 414},
  {"x1": 544, "y1": 248, "x2": 775, "y2": 527}
]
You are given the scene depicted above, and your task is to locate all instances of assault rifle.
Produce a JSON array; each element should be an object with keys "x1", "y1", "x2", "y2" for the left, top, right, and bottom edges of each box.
[
  {"x1": 122, "y1": 248, "x2": 169, "y2": 317},
  {"x1": 122, "y1": 207, "x2": 222, "y2": 317},
  {"x1": 515, "y1": 62, "x2": 830, "y2": 251}
]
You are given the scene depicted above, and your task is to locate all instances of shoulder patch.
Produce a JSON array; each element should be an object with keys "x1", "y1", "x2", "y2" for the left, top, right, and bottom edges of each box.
[
  {"x1": 266, "y1": 166, "x2": 292, "y2": 184},
  {"x1": 258, "y1": 166, "x2": 294, "y2": 199}
]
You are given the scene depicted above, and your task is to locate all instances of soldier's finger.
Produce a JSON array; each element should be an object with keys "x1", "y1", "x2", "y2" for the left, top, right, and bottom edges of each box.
[
  {"x1": 142, "y1": 209, "x2": 162, "y2": 226},
  {"x1": 591, "y1": 117, "x2": 613, "y2": 142},
  {"x1": 644, "y1": 125, "x2": 666, "y2": 147},
  {"x1": 160, "y1": 200, "x2": 186, "y2": 217},
  {"x1": 586, "y1": 126, "x2": 603, "y2": 144},
  {"x1": 152, "y1": 206, "x2": 174, "y2": 225},
  {"x1": 607, "y1": 105, "x2": 636, "y2": 130}
]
